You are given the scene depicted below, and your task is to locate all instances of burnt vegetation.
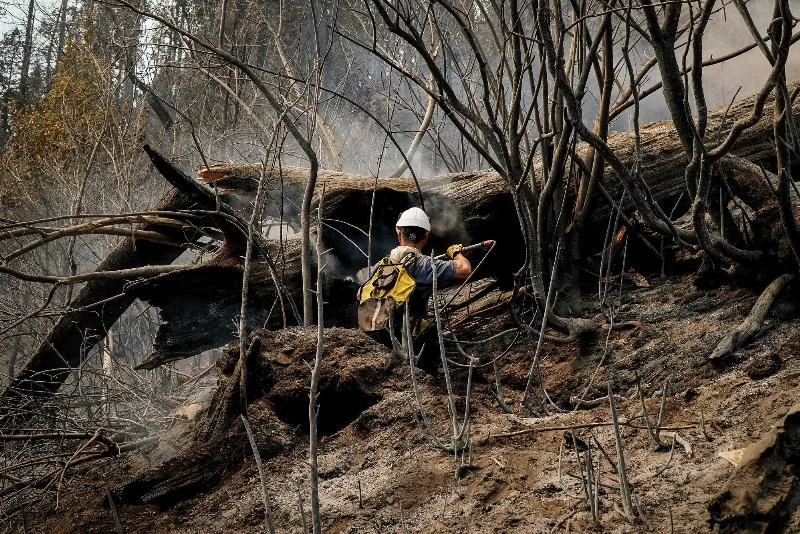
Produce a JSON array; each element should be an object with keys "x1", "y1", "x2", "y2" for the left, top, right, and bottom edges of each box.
[{"x1": 2, "y1": 0, "x2": 800, "y2": 531}]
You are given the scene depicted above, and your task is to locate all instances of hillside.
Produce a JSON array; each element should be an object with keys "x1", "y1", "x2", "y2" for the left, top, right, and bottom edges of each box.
[{"x1": 13, "y1": 267, "x2": 800, "y2": 533}]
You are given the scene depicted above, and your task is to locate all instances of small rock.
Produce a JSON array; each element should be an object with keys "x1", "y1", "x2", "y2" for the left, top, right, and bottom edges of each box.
[{"x1": 744, "y1": 352, "x2": 781, "y2": 380}]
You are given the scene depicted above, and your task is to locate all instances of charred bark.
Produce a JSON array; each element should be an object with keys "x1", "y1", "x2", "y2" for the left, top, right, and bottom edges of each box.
[
  {"x1": 112, "y1": 328, "x2": 388, "y2": 505},
  {"x1": 134, "y1": 240, "x2": 304, "y2": 370},
  {"x1": 0, "y1": 149, "x2": 302, "y2": 425}
]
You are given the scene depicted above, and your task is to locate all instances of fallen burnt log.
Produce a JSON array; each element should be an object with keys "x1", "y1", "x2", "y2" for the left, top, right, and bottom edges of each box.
[
  {"x1": 112, "y1": 328, "x2": 392, "y2": 507},
  {"x1": 198, "y1": 80, "x2": 800, "y2": 274},
  {"x1": 109, "y1": 402, "x2": 291, "y2": 509},
  {"x1": 134, "y1": 238, "x2": 305, "y2": 370},
  {"x1": 0, "y1": 147, "x2": 371, "y2": 423},
  {"x1": 0, "y1": 148, "x2": 296, "y2": 426},
  {"x1": 0, "y1": 188, "x2": 203, "y2": 427},
  {"x1": 112, "y1": 161, "x2": 800, "y2": 369}
]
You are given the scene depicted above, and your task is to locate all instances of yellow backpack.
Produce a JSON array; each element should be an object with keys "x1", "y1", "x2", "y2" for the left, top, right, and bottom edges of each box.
[{"x1": 357, "y1": 252, "x2": 418, "y2": 331}]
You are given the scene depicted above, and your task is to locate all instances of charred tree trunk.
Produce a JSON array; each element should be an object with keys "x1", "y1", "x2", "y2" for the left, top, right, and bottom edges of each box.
[
  {"x1": 0, "y1": 146, "x2": 296, "y2": 427},
  {"x1": 140, "y1": 83, "x2": 800, "y2": 367}
]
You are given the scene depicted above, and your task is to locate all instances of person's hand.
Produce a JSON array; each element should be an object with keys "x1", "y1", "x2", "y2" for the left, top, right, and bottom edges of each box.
[{"x1": 446, "y1": 244, "x2": 463, "y2": 259}]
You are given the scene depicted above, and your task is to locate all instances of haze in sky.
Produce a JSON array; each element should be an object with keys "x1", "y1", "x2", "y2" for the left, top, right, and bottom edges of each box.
[{"x1": 1, "y1": 0, "x2": 58, "y2": 34}]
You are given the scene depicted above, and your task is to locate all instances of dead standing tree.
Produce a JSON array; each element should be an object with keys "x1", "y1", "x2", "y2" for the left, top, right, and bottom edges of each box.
[
  {"x1": 110, "y1": 0, "x2": 326, "y2": 328},
  {"x1": 631, "y1": 0, "x2": 800, "y2": 360},
  {"x1": 1, "y1": 2, "x2": 800, "y2": 528},
  {"x1": 352, "y1": 0, "x2": 800, "y2": 368}
]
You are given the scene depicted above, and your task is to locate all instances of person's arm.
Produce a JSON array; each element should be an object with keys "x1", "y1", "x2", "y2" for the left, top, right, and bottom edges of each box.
[
  {"x1": 445, "y1": 245, "x2": 472, "y2": 280},
  {"x1": 451, "y1": 251, "x2": 472, "y2": 280}
]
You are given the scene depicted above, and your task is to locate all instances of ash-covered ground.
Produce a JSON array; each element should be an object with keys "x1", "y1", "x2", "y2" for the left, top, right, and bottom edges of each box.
[{"x1": 16, "y1": 272, "x2": 800, "y2": 533}]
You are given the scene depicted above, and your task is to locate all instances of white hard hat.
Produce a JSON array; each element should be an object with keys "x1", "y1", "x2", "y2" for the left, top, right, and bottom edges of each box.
[{"x1": 396, "y1": 207, "x2": 431, "y2": 231}]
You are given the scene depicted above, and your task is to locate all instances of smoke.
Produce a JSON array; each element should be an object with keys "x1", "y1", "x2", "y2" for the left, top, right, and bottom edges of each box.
[
  {"x1": 317, "y1": 191, "x2": 468, "y2": 285},
  {"x1": 331, "y1": 5, "x2": 800, "y2": 175},
  {"x1": 423, "y1": 193, "x2": 469, "y2": 248},
  {"x1": 700, "y1": 5, "x2": 799, "y2": 110},
  {"x1": 622, "y1": 3, "x2": 800, "y2": 125},
  {"x1": 148, "y1": 1, "x2": 800, "y2": 279}
]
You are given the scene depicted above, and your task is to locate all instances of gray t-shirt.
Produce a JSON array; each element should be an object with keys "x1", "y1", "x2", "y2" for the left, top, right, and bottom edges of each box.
[{"x1": 406, "y1": 254, "x2": 455, "y2": 317}]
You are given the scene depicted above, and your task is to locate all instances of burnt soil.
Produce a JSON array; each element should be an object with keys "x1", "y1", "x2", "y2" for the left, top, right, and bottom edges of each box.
[{"x1": 15, "y1": 272, "x2": 800, "y2": 533}]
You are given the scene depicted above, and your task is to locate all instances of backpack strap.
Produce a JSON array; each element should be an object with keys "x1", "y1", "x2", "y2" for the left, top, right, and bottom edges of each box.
[{"x1": 400, "y1": 251, "x2": 418, "y2": 268}]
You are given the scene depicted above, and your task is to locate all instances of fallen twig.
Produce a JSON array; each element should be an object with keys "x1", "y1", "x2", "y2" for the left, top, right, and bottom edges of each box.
[
  {"x1": 106, "y1": 491, "x2": 125, "y2": 534},
  {"x1": 550, "y1": 506, "x2": 580, "y2": 533},
  {"x1": 570, "y1": 394, "x2": 627, "y2": 410},
  {"x1": 56, "y1": 428, "x2": 103, "y2": 508},
  {"x1": 0, "y1": 431, "x2": 120, "y2": 454},
  {"x1": 609, "y1": 384, "x2": 636, "y2": 523},
  {"x1": 700, "y1": 412, "x2": 714, "y2": 441},
  {"x1": 661, "y1": 431, "x2": 693, "y2": 456},
  {"x1": 489, "y1": 419, "x2": 700, "y2": 440},
  {"x1": 652, "y1": 434, "x2": 678, "y2": 478}
]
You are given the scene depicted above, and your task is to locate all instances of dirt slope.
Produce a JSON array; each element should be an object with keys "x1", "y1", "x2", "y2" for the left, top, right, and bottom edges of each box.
[{"x1": 16, "y1": 273, "x2": 800, "y2": 533}]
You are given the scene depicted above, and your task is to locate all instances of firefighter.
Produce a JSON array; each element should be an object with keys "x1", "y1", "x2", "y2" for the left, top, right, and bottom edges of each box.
[{"x1": 357, "y1": 207, "x2": 471, "y2": 371}]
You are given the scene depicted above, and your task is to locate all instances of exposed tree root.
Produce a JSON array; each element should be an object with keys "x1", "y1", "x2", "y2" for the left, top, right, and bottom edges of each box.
[
  {"x1": 710, "y1": 273, "x2": 794, "y2": 360},
  {"x1": 195, "y1": 336, "x2": 263, "y2": 443},
  {"x1": 548, "y1": 314, "x2": 600, "y2": 343},
  {"x1": 4, "y1": 83, "x2": 800, "y2": 428},
  {"x1": 109, "y1": 328, "x2": 390, "y2": 507}
]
